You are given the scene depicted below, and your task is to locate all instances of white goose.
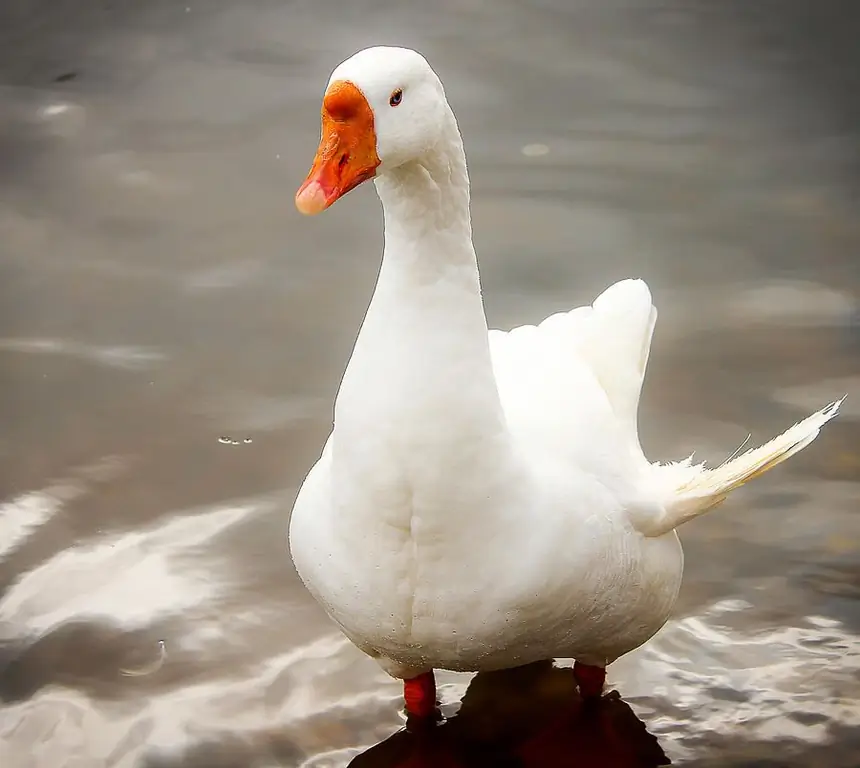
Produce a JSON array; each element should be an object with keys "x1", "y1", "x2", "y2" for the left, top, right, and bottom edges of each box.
[{"x1": 288, "y1": 46, "x2": 840, "y2": 719}]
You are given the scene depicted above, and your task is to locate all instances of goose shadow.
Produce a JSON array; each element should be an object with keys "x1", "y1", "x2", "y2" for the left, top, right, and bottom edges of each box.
[{"x1": 349, "y1": 661, "x2": 669, "y2": 767}]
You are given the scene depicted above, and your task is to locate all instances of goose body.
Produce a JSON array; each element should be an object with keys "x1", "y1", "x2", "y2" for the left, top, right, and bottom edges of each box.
[{"x1": 288, "y1": 47, "x2": 839, "y2": 705}]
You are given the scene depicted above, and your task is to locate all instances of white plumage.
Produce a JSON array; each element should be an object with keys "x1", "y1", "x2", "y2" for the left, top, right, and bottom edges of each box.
[{"x1": 289, "y1": 46, "x2": 840, "y2": 685}]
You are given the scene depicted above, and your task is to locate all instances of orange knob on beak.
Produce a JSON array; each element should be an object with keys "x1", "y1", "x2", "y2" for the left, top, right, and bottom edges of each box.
[{"x1": 295, "y1": 81, "x2": 381, "y2": 215}]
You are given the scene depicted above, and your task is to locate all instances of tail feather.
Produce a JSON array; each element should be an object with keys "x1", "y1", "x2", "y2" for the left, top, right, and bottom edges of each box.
[{"x1": 643, "y1": 399, "x2": 843, "y2": 537}]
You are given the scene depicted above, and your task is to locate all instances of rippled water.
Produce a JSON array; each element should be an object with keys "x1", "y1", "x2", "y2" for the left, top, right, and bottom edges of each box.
[{"x1": 1, "y1": 1, "x2": 858, "y2": 766}]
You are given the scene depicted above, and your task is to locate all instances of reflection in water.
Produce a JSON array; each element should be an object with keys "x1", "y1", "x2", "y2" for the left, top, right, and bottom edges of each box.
[
  {"x1": 612, "y1": 597, "x2": 860, "y2": 762},
  {"x1": 350, "y1": 663, "x2": 669, "y2": 768},
  {"x1": 0, "y1": 456, "x2": 126, "y2": 560},
  {"x1": 0, "y1": 497, "x2": 249, "y2": 636},
  {"x1": 0, "y1": 337, "x2": 166, "y2": 371}
]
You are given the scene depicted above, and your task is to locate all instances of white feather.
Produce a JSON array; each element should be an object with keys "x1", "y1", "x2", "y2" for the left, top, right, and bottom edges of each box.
[
  {"x1": 640, "y1": 399, "x2": 843, "y2": 537},
  {"x1": 288, "y1": 46, "x2": 840, "y2": 681}
]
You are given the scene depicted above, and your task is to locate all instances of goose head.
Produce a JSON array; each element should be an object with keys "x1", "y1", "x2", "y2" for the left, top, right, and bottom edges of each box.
[{"x1": 295, "y1": 46, "x2": 449, "y2": 215}]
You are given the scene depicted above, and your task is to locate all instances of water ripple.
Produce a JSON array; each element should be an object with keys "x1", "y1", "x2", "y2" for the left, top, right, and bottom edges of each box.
[
  {"x1": 0, "y1": 338, "x2": 167, "y2": 371},
  {"x1": 0, "y1": 498, "x2": 255, "y2": 638},
  {"x1": 0, "y1": 456, "x2": 127, "y2": 561}
]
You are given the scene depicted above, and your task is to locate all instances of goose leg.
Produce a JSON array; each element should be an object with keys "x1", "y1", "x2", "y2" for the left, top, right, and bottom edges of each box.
[
  {"x1": 403, "y1": 670, "x2": 438, "y2": 719},
  {"x1": 573, "y1": 661, "x2": 606, "y2": 700}
]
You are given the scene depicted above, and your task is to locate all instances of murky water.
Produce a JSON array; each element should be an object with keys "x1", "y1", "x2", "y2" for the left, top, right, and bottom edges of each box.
[{"x1": 1, "y1": 1, "x2": 858, "y2": 766}]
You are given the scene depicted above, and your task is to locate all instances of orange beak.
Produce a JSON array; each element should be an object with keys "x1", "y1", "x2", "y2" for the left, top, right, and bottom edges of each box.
[{"x1": 295, "y1": 81, "x2": 380, "y2": 215}]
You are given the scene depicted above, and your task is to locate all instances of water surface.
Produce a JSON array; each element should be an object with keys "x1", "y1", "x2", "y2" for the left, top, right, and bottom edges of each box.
[{"x1": 1, "y1": 1, "x2": 858, "y2": 766}]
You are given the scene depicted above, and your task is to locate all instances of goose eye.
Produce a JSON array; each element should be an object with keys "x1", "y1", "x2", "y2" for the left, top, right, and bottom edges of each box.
[{"x1": 389, "y1": 89, "x2": 403, "y2": 107}]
